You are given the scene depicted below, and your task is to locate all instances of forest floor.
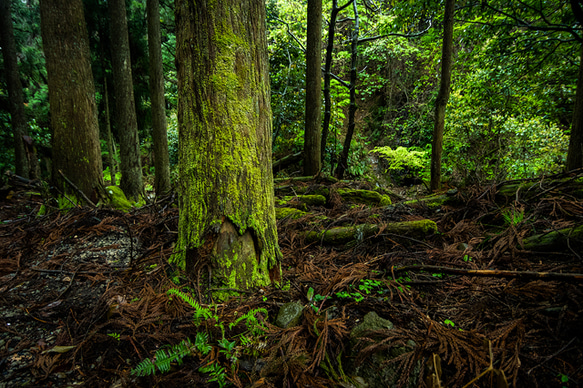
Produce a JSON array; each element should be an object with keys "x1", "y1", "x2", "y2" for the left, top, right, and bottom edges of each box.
[{"x1": 0, "y1": 172, "x2": 582, "y2": 388}]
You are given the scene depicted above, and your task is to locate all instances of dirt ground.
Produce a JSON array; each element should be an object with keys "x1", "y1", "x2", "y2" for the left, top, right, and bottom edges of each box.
[{"x1": 0, "y1": 173, "x2": 582, "y2": 387}]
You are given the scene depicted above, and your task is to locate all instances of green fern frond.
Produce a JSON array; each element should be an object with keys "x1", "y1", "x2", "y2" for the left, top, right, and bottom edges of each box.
[
  {"x1": 229, "y1": 308, "x2": 269, "y2": 334},
  {"x1": 167, "y1": 288, "x2": 214, "y2": 323},
  {"x1": 131, "y1": 338, "x2": 195, "y2": 377}
]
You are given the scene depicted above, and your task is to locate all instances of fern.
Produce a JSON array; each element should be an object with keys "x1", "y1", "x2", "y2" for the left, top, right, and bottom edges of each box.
[
  {"x1": 131, "y1": 338, "x2": 195, "y2": 376},
  {"x1": 167, "y1": 288, "x2": 214, "y2": 324},
  {"x1": 229, "y1": 308, "x2": 269, "y2": 335}
]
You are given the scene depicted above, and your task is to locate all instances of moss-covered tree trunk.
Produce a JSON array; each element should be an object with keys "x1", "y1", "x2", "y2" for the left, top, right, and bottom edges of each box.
[
  {"x1": 109, "y1": 0, "x2": 144, "y2": 200},
  {"x1": 303, "y1": 0, "x2": 322, "y2": 176},
  {"x1": 40, "y1": 0, "x2": 104, "y2": 202},
  {"x1": 147, "y1": 0, "x2": 171, "y2": 196},
  {"x1": 174, "y1": 0, "x2": 282, "y2": 296},
  {"x1": 0, "y1": 0, "x2": 31, "y2": 178},
  {"x1": 430, "y1": 0, "x2": 455, "y2": 191}
]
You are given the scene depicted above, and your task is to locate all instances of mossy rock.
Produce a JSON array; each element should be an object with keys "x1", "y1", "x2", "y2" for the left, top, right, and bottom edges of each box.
[{"x1": 105, "y1": 186, "x2": 133, "y2": 212}]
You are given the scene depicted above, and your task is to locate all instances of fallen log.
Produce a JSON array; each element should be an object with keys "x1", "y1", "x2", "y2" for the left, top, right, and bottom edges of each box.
[
  {"x1": 521, "y1": 224, "x2": 583, "y2": 252},
  {"x1": 272, "y1": 151, "x2": 303, "y2": 172},
  {"x1": 302, "y1": 220, "x2": 437, "y2": 245},
  {"x1": 391, "y1": 264, "x2": 583, "y2": 283},
  {"x1": 275, "y1": 194, "x2": 327, "y2": 209}
]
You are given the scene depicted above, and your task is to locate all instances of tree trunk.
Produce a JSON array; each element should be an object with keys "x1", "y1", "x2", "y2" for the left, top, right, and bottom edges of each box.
[
  {"x1": 147, "y1": 0, "x2": 171, "y2": 196},
  {"x1": 108, "y1": 0, "x2": 144, "y2": 200},
  {"x1": 303, "y1": 0, "x2": 322, "y2": 176},
  {"x1": 335, "y1": 0, "x2": 359, "y2": 180},
  {"x1": 321, "y1": 0, "x2": 351, "y2": 168},
  {"x1": 40, "y1": 0, "x2": 103, "y2": 202},
  {"x1": 566, "y1": 43, "x2": 583, "y2": 170},
  {"x1": 430, "y1": 0, "x2": 455, "y2": 191},
  {"x1": 103, "y1": 76, "x2": 117, "y2": 186},
  {"x1": 174, "y1": 0, "x2": 282, "y2": 297},
  {"x1": 0, "y1": 0, "x2": 31, "y2": 178}
]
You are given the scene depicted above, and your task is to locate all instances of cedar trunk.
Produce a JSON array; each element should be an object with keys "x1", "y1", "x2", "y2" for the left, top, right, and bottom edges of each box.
[
  {"x1": 109, "y1": 0, "x2": 144, "y2": 200},
  {"x1": 147, "y1": 0, "x2": 171, "y2": 196},
  {"x1": 0, "y1": 0, "x2": 31, "y2": 178},
  {"x1": 335, "y1": 0, "x2": 358, "y2": 180},
  {"x1": 430, "y1": 0, "x2": 455, "y2": 191},
  {"x1": 40, "y1": 0, "x2": 103, "y2": 202},
  {"x1": 174, "y1": 0, "x2": 281, "y2": 295},
  {"x1": 303, "y1": 0, "x2": 322, "y2": 175},
  {"x1": 566, "y1": 44, "x2": 583, "y2": 170}
]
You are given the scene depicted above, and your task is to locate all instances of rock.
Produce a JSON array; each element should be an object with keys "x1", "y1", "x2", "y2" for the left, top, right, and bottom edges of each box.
[
  {"x1": 350, "y1": 312, "x2": 394, "y2": 341},
  {"x1": 347, "y1": 312, "x2": 418, "y2": 388},
  {"x1": 275, "y1": 301, "x2": 304, "y2": 328}
]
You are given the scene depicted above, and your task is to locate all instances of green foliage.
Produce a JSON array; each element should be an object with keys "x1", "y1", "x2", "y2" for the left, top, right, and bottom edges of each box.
[
  {"x1": 131, "y1": 337, "x2": 195, "y2": 376},
  {"x1": 502, "y1": 207, "x2": 525, "y2": 226}
]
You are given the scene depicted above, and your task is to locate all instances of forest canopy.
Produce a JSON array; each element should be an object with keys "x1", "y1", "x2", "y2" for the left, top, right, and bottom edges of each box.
[{"x1": 0, "y1": 0, "x2": 581, "y2": 187}]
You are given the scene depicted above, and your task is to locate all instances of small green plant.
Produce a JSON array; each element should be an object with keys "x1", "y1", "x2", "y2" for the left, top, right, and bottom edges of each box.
[
  {"x1": 463, "y1": 255, "x2": 472, "y2": 262},
  {"x1": 502, "y1": 207, "x2": 524, "y2": 226},
  {"x1": 443, "y1": 319, "x2": 455, "y2": 327},
  {"x1": 199, "y1": 362, "x2": 228, "y2": 388},
  {"x1": 107, "y1": 332, "x2": 121, "y2": 341},
  {"x1": 131, "y1": 338, "x2": 195, "y2": 376},
  {"x1": 558, "y1": 372, "x2": 569, "y2": 387}
]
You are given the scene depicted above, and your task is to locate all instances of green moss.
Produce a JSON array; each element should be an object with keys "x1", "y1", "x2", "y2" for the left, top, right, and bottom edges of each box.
[
  {"x1": 105, "y1": 186, "x2": 133, "y2": 212},
  {"x1": 337, "y1": 188, "x2": 391, "y2": 207},
  {"x1": 275, "y1": 207, "x2": 308, "y2": 220}
]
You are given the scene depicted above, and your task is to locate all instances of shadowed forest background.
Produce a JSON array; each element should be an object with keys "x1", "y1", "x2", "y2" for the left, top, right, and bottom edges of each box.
[{"x1": 1, "y1": 0, "x2": 583, "y2": 387}]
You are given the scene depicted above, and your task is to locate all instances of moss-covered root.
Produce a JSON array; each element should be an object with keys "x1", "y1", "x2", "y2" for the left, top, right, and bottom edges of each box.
[
  {"x1": 105, "y1": 185, "x2": 133, "y2": 212},
  {"x1": 303, "y1": 220, "x2": 437, "y2": 245},
  {"x1": 275, "y1": 194, "x2": 327, "y2": 209},
  {"x1": 337, "y1": 188, "x2": 392, "y2": 206},
  {"x1": 209, "y1": 220, "x2": 272, "y2": 301},
  {"x1": 522, "y1": 224, "x2": 583, "y2": 252}
]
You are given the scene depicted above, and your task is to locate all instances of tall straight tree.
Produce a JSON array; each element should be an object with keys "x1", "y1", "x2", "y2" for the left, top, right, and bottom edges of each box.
[
  {"x1": 0, "y1": 0, "x2": 31, "y2": 178},
  {"x1": 40, "y1": 0, "x2": 103, "y2": 202},
  {"x1": 147, "y1": 0, "x2": 171, "y2": 195},
  {"x1": 430, "y1": 0, "x2": 455, "y2": 191},
  {"x1": 108, "y1": 0, "x2": 144, "y2": 200},
  {"x1": 303, "y1": 0, "x2": 322, "y2": 175},
  {"x1": 335, "y1": 0, "x2": 359, "y2": 179},
  {"x1": 174, "y1": 0, "x2": 281, "y2": 296}
]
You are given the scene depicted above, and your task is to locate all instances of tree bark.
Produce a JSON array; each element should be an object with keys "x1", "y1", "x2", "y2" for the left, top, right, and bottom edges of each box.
[
  {"x1": 303, "y1": 0, "x2": 323, "y2": 176},
  {"x1": 0, "y1": 0, "x2": 31, "y2": 178},
  {"x1": 174, "y1": 0, "x2": 282, "y2": 296},
  {"x1": 430, "y1": 0, "x2": 455, "y2": 191},
  {"x1": 566, "y1": 44, "x2": 583, "y2": 170},
  {"x1": 147, "y1": 0, "x2": 171, "y2": 196},
  {"x1": 335, "y1": 0, "x2": 359, "y2": 180},
  {"x1": 321, "y1": 0, "x2": 352, "y2": 168},
  {"x1": 108, "y1": 0, "x2": 144, "y2": 200},
  {"x1": 40, "y1": 0, "x2": 103, "y2": 202},
  {"x1": 103, "y1": 76, "x2": 117, "y2": 186}
]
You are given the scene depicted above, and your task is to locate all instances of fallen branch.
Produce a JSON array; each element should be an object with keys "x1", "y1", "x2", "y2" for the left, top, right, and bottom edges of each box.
[{"x1": 392, "y1": 264, "x2": 583, "y2": 283}]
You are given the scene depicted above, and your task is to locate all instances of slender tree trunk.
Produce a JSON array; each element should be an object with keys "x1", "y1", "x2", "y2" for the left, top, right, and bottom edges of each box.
[
  {"x1": 303, "y1": 0, "x2": 322, "y2": 176},
  {"x1": 174, "y1": 0, "x2": 281, "y2": 297},
  {"x1": 108, "y1": 0, "x2": 144, "y2": 200},
  {"x1": 0, "y1": 0, "x2": 31, "y2": 178},
  {"x1": 566, "y1": 43, "x2": 583, "y2": 170},
  {"x1": 430, "y1": 0, "x2": 455, "y2": 191},
  {"x1": 104, "y1": 77, "x2": 117, "y2": 186},
  {"x1": 40, "y1": 0, "x2": 104, "y2": 202},
  {"x1": 322, "y1": 0, "x2": 351, "y2": 168},
  {"x1": 147, "y1": 0, "x2": 171, "y2": 196},
  {"x1": 335, "y1": 0, "x2": 359, "y2": 180}
]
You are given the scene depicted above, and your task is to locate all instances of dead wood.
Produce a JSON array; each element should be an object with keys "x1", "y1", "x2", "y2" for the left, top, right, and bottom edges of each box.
[
  {"x1": 392, "y1": 264, "x2": 583, "y2": 282},
  {"x1": 302, "y1": 220, "x2": 437, "y2": 245}
]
